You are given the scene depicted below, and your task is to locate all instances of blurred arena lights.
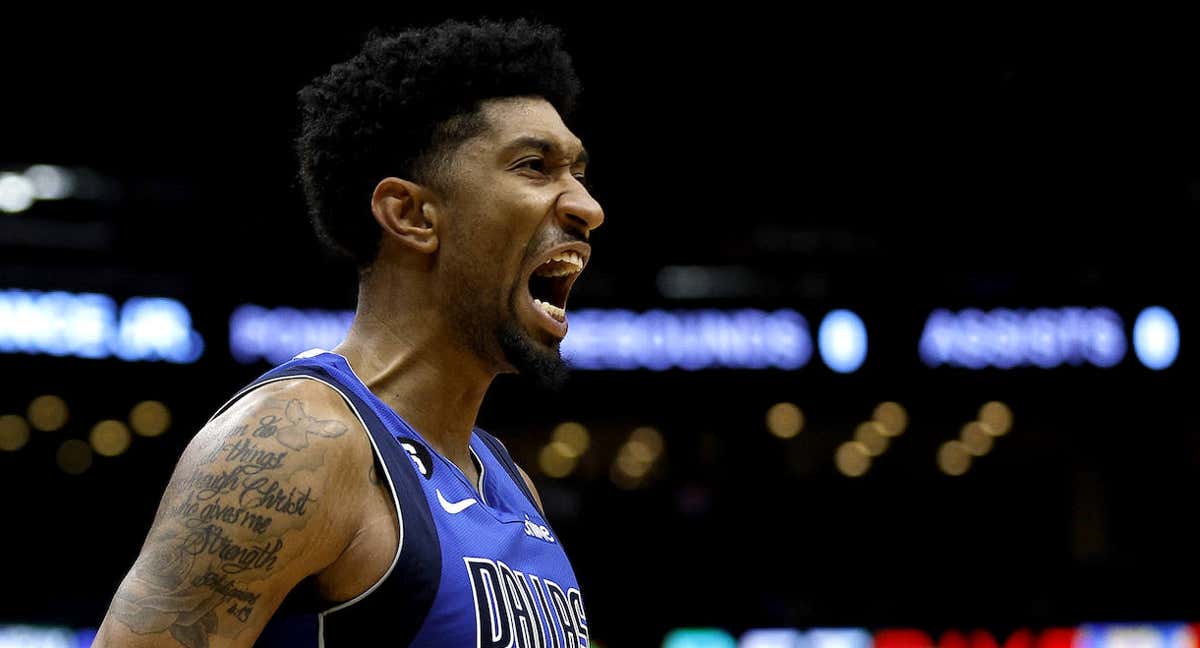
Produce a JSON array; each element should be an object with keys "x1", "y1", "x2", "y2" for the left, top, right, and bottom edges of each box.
[
  {"x1": 807, "y1": 628, "x2": 875, "y2": 648},
  {"x1": 1, "y1": 621, "x2": 1190, "y2": 648},
  {"x1": 657, "y1": 623, "x2": 1200, "y2": 648},
  {"x1": 978, "y1": 401, "x2": 1013, "y2": 436},
  {"x1": 616, "y1": 441, "x2": 654, "y2": 477},
  {"x1": 129, "y1": 400, "x2": 171, "y2": 437},
  {"x1": 56, "y1": 438, "x2": 92, "y2": 475},
  {"x1": 959, "y1": 421, "x2": 994, "y2": 456},
  {"x1": 564, "y1": 308, "x2": 812, "y2": 370},
  {"x1": 24, "y1": 164, "x2": 77, "y2": 200},
  {"x1": 611, "y1": 427, "x2": 664, "y2": 490},
  {"x1": 662, "y1": 626, "x2": 877, "y2": 648},
  {"x1": 89, "y1": 420, "x2": 132, "y2": 457},
  {"x1": 655, "y1": 265, "x2": 764, "y2": 299},
  {"x1": 739, "y1": 629, "x2": 805, "y2": 648},
  {"x1": 0, "y1": 289, "x2": 203, "y2": 363},
  {"x1": 0, "y1": 164, "x2": 85, "y2": 214},
  {"x1": 662, "y1": 628, "x2": 736, "y2": 648},
  {"x1": 818, "y1": 310, "x2": 868, "y2": 373},
  {"x1": 538, "y1": 442, "x2": 578, "y2": 479},
  {"x1": 0, "y1": 624, "x2": 96, "y2": 648},
  {"x1": 766, "y1": 402, "x2": 805, "y2": 439},
  {"x1": 231, "y1": 304, "x2": 814, "y2": 370},
  {"x1": 835, "y1": 440, "x2": 871, "y2": 477},
  {"x1": 0, "y1": 172, "x2": 37, "y2": 213},
  {"x1": 919, "y1": 307, "x2": 1127, "y2": 369},
  {"x1": 1075, "y1": 622, "x2": 1197, "y2": 648},
  {"x1": 0, "y1": 415, "x2": 31, "y2": 452},
  {"x1": 551, "y1": 421, "x2": 590, "y2": 458},
  {"x1": 853, "y1": 421, "x2": 890, "y2": 456},
  {"x1": 872, "y1": 402, "x2": 908, "y2": 437},
  {"x1": 229, "y1": 304, "x2": 354, "y2": 365},
  {"x1": 937, "y1": 440, "x2": 972, "y2": 476},
  {"x1": 27, "y1": 394, "x2": 68, "y2": 432},
  {"x1": 630, "y1": 426, "x2": 665, "y2": 459},
  {"x1": 1132, "y1": 306, "x2": 1180, "y2": 370}
]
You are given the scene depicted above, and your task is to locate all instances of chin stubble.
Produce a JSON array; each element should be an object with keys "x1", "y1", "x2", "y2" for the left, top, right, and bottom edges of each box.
[{"x1": 496, "y1": 316, "x2": 570, "y2": 392}]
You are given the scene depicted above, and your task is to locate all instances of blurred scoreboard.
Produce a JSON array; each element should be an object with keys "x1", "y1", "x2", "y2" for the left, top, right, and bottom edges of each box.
[
  {"x1": 1, "y1": 289, "x2": 1182, "y2": 373},
  {"x1": 667, "y1": 623, "x2": 1198, "y2": 648}
]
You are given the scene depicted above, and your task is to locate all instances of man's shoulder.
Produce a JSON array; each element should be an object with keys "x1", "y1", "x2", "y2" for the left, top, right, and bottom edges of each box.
[
  {"x1": 218, "y1": 368, "x2": 345, "y2": 411},
  {"x1": 96, "y1": 374, "x2": 378, "y2": 645},
  {"x1": 198, "y1": 375, "x2": 376, "y2": 488}
]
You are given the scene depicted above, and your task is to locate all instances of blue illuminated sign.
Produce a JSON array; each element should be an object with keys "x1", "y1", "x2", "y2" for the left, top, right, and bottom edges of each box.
[
  {"x1": 1076, "y1": 623, "x2": 1193, "y2": 648},
  {"x1": 229, "y1": 305, "x2": 813, "y2": 371},
  {"x1": 663, "y1": 628, "x2": 737, "y2": 648},
  {"x1": 818, "y1": 310, "x2": 868, "y2": 373},
  {"x1": 1133, "y1": 306, "x2": 1180, "y2": 370},
  {"x1": 806, "y1": 628, "x2": 873, "y2": 648},
  {"x1": 0, "y1": 624, "x2": 96, "y2": 648},
  {"x1": 229, "y1": 304, "x2": 354, "y2": 365},
  {"x1": 0, "y1": 289, "x2": 203, "y2": 363},
  {"x1": 739, "y1": 628, "x2": 807, "y2": 648},
  {"x1": 919, "y1": 307, "x2": 1126, "y2": 369},
  {"x1": 561, "y1": 308, "x2": 812, "y2": 371}
]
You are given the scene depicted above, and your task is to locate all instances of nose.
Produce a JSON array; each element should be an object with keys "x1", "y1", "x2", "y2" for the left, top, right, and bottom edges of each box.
[{"x1": 556, "y1": 181, "x2": 605, "y2": 236}]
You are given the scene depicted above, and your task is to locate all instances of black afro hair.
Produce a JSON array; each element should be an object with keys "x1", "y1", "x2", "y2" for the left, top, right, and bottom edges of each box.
[{"x1": 295, "y1": 17, "x2": 583, "y2": 268}]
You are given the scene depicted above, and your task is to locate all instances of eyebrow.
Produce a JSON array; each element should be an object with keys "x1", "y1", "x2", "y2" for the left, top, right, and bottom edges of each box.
[{"x1": 505, "y1": 135, "x2": 589, "y2": 166}]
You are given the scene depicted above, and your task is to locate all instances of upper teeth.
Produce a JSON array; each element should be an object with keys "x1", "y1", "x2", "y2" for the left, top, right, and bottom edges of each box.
[{"x1": 535, "y1": 250, "x2": 584, "y2": 277}]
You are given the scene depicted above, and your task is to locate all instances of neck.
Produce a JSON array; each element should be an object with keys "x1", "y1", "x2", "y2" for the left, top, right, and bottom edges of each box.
[{"x1": 332, "y1": 270, "x2": 497, "y2": 472}]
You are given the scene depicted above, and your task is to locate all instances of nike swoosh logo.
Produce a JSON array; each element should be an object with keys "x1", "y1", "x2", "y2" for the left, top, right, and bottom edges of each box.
[{"x1": 437, "y1": 489, "x2": 478, "y2": 514}]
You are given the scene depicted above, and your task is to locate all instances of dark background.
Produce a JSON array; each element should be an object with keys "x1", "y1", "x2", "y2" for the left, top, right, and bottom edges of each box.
[{"x1": 1, "y1": 11, "x2": 1195, "y2": 647}]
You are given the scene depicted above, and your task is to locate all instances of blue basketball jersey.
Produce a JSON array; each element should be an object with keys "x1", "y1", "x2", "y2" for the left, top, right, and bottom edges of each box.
[{"x1": 207, "y1": 348, "x2": 589, "y2": 647}]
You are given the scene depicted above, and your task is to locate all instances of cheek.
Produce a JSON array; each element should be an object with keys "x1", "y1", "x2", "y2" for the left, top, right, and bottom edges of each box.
[
  {"x1": 444, "y1": 192, "x2": 541, "y2": 305},
  {"x1": 454, "y1": 241, "x2": 523, "y2": 312}
]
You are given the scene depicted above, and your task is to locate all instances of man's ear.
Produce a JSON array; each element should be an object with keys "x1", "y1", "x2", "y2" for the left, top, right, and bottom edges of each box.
[{"x1": 370, "y1": 177, "x2": 439, "y2": 255}]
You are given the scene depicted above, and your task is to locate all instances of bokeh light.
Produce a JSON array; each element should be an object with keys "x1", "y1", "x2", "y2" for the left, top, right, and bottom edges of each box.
[
  {"x1": 872, "y1": 401, "x2": 908, "y2": 437},
  {"x1": 130, "y1": 400, "x2": 171, "y2": 438},
  {"x1": 0, "y1": 415, "x2": 31, "y2": 451},
  {"x1": 959, "y1": 422, "x2": 994, "y2": 456},
  {"x1": 835, "y1": 441, "x2": 871, "y2": 477},
  {"x1": 27, "y1": 395, "x2": 69, "y2": 432},
  {"x1": 57, "y1": 439, "x2": 92, "y2": 475},
  {"x1": 978, "y1": 401, "x2": 1013, "y2": 436},
  {"x1": 937, "y1": 440, "x2": 971, "y2": 476},
  {"x1": 630, "y1": 426, "x2": 665, "y2": 459},
  {"x1": 551, "y1": 421, "x2": 590, "y2": 458},
  {"x1": 538, "y1": 442, "x2": 577, "y2": 478},
  {"x1": 766, "y1": 402, "x2": 805, "y2": 439},
  {"x1": 818, "y1": 310, "x2": 869, "y2": 373},
  {"x1": 1133, "y1": 306, "x2": 1180, "y2": 370},
  {"x1": 617, "y1": 441, "x2": 654, "y2": 478},
  {"x1": 90, "y1": 420, "x2": 132, "y2": 457},
  {"x1": 853, "y1": 421, "x2": 889, "y2": 457}
]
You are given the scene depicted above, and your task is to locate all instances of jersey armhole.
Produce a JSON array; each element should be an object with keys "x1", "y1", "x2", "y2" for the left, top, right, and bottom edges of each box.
[{"x1": 204, "y1": 373, "x2": 407, "y2": 619}]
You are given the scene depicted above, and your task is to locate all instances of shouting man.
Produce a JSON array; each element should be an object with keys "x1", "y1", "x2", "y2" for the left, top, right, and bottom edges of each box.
[{"x1": 96, "y1": 16, "x2": 603, "y2": 647}]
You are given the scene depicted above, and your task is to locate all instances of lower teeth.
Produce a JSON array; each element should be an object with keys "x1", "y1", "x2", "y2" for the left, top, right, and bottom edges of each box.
[{"x1": 533, "y1": 299, "x2": 566, "y2": 322}]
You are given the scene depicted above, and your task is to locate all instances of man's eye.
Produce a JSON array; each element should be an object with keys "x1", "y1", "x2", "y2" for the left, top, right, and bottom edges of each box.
[
  {"x1": 518, "y1": 159, "x2": 591, "y2": 190},
  {"x1": 518, "y1": 158, "x2": 546, "y2": 172}
]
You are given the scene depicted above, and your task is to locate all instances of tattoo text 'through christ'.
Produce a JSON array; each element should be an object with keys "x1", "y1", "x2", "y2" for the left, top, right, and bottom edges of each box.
[{"x1": 108, "y1": 397, "x2": 348, "y2": 648}]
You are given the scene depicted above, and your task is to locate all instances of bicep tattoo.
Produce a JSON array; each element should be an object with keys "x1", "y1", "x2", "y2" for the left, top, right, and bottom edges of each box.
[{"x1": 107, "y1": 396, "x2": 349, "y2": 647}]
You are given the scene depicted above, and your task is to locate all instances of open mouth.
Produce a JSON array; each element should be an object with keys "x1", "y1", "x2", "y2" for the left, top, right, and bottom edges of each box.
[{"x1": 524, "y1": 248, "x2": 586, "y2": 335}]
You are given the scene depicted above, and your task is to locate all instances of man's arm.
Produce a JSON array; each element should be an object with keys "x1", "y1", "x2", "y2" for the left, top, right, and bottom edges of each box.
[{"x1": 94, "y1": 379, "x2": 373, "y2": 647}]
